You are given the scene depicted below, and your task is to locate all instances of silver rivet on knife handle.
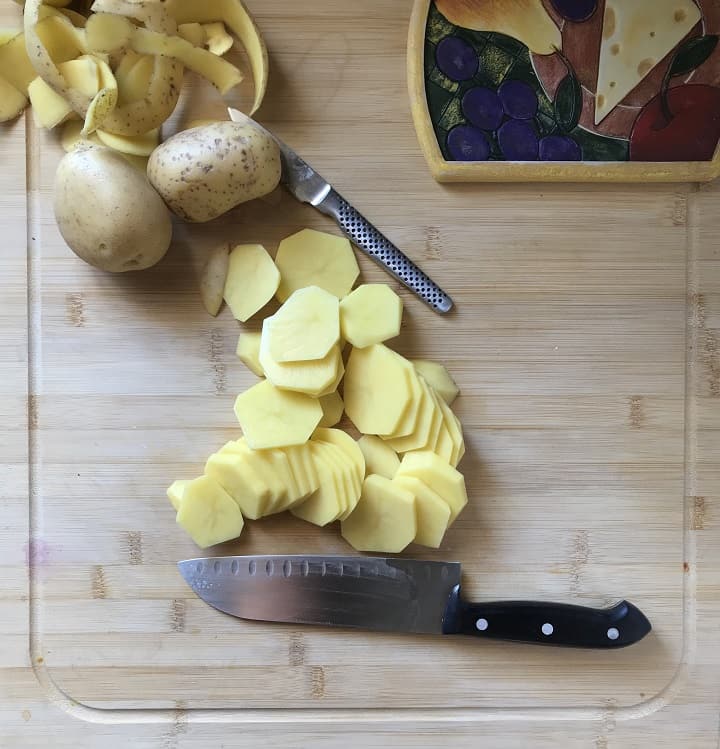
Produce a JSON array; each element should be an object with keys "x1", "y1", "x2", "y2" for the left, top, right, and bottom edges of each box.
[{"x1": 316, "y1": 189, "x2": 453, "y2": 314}]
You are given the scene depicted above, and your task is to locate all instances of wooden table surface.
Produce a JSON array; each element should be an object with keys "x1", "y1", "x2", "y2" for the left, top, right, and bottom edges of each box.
[{"x1": 1, "y1": 0, "x2": 719, "y2": 746}]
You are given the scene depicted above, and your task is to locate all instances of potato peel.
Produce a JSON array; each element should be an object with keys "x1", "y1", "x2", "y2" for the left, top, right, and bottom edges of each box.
[{"x1": 167, "y1": 0, "x2": 268, "y2": 113}]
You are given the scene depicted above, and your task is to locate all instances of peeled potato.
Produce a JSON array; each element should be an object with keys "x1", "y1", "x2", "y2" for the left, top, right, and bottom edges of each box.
[
  {"x1": 205, "y1": 444, "x2": 271, "y2": 519},
  {"x1": 291, "y1": 441, "x2": 346, "y2": 526},
  {"x1": 266, "y1": 286, "x2": 340, "y2": 363},
  {"x1": 437, "y1": 397, "x2": 465, "y2": 467},
  {"x1": 412, "y1": 359, "x2": 459, "y2": 405},
  {"x1": 313, "y1": 428, "x2": 364, "y2": 494},
  {"x1": 175, "y1": 475, "x2": 244, "y2": 548},
  {"x1": 341, "y1": 474, "x2": 416, "y2": 553},
  {"x1": 318, "y1": 391, "x2": 344, "y2": 427},
  {"x1": 234, "y1": 379, "x2": 321, "y2": 449},
  {"x1": 340, "y1": 284, "x2": 403, "y2": 349},
  {"x1": 343, "y1": 344, "x2": 413, "y2": 436},
  {"x1": 236, "y1": 331, "x2": 264, "y2": 377},
  {"x1": 281, "y1": 443, "x2": 320, "y2": 499},
  {"x1": 393, "y1": 474, "x2": 450, "y2": 548},
  {"x1": 357, "y1": 435, "x2": 399, "y2": 479},
  {"x1": 28, "y1": 76, "x2": 72, "y2": 128},
  {"x1": 396, "y1": 451, "x2": 467, "y2": 523},
  {"x1": 166, "y1": 478, "x2": 190, "y2": 511},
  {"x1": 199, "y1": 243, "x2": 230, "y2": 317},
  {"x1": 384, "y1": 377, "x2": 439, "y2": 453},
  {"x1": 260, "y1": 320, "x2": 341, "y2": 396},
  {"x1": 275, "y1": 229, "x2": 359, "y2": 302},
  {"x1": 223, "y1": 244, "x2": 280, "y2": 322},
  {"x1": 382, "y1": 365, "x2": 424, "y2": 441}
]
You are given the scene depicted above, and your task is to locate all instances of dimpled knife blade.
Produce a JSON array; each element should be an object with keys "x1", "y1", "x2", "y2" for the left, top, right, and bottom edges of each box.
[{"x1": 228, "y1": 108, "x2": 454, "y2": 313}]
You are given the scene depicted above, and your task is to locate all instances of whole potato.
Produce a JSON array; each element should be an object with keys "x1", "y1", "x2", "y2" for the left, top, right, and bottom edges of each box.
[
  {"x1": 147, "y1": 121, "x2": 281, "y2": 222},
  {"x1": 54, "y1": 144, "x2": 172, "y2": 272}
]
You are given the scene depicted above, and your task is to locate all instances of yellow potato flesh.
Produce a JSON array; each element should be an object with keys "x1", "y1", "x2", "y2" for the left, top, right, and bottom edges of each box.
[
  {"x1": 412, "y1": 359, "x2": 459, "y2": 406},
  {"x1": 281, "y1": 443, "x2": 319, "y2": 499},
  {"x1": 242, "y1": 447, "x2": 301, "y2": 515},
  {"x1": 233, "y1": 379, "x2": 321, "y2": 449},
  {"x1": 267, "y1": 286, "x2": 340, "y2": 363},
  {"x1": 0, "y1": 32, "x2": 36, "y2": 95},
  {"x1": 290, "y1": 441, "x2": 345, "y2": 526},
  {"x1": 114, "y1": 52, "x2": 154, "y2": 106},
  {"x1": 96, "y1": 126, "x2": 159, "y2": 156},
  {"x1": 205, "y1": 445, "x2": 271, "y2": 520},
  {"x1": 313, "y1": 427, "x2": 364, "y2": 495},
  {"x1": 339, "y1": 284, "x2": 403, "y2": 349},
  {"x1": 384, "y1": 374, "x2": 439, "y2": 453},
  {"x1": 260, "y1": 324, "x2": 341, "y2": 396},
  {"x1": 85, "y1": 12, "x2": 134, "y2": 52},
  {"x1": 203, "y1": 21, "x2": 233, "y2": 55},
  {"x1": 343, "y1": 344, "x2": 413, "y2": 437},
  {"x1": 236, "y1": 332, "x2": 264, "y2": 377},
  {"x1": 317, "y1": 356, "x2": 345, "y2": 397},
  {"x1": 0, "y1": 76, "x2": 27, "y2": 121},
  {"x1": 396, "y1": 451, "x2": 467, "y2": 523},
  {"x1": 315, "y1": 440, "x2": 357, "y2": 518},
  {"x1": 392, "y1": 474, "x2": 450, "y2": 549},
  {"x1": 437, "y1": 397, "x2": 464, "y2": 467},
  {"x1": 275, "y1": 229, "x2": 359, "y2": 302},
  {"x1": 28, "y1": 77, "x2": 72, "y2": 128},
  {"x1": 341, "y1": 474, "x2": 416, "y2": 553},
  {"x1": 318, "y1": 391, "x2": 344, "y2": 427},
  {"x1": 176, "y1": 475, "x2": 244, "y2": 548},
  {"x1": 357, "y1": 435, "x2": 399, "y2": 479},
  {"x1": 166, "y1": 478, "x2": 190, "y2": 511},
  {"x1": 223, "y1": 244, "x2": 280, "y2": 322},
  {"x1": 177, "y1": 22, "x2": 206, "y2": 46},
  {"x1": 58, "y1": 56, "x2": 100, "y2": 98}
]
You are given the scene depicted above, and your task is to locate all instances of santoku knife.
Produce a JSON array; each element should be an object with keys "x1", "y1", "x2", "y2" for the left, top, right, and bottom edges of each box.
[
  {"x1": 178, "y1": 555, "x2": 651, "y2": 648},
  {"x1": 228, "y1": 108, "x2": 453, "y2": 314}
]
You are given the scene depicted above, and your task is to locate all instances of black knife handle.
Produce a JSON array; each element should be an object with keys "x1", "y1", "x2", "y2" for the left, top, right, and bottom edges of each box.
[
  {"x1": 442, "y1": 587, "x2": 651, "y2": 648},
  {"x1": 317, "y1": 189, "x2": 454, "y2": 314}
]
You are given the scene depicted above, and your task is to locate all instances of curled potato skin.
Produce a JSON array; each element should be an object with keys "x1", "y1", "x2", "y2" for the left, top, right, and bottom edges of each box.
[
  {"x1": 147, "y1": 121, "x2": 281, "y2": 222},
  {"x1": 54, "y1": 144, "x2": 172, "y2": 272}
]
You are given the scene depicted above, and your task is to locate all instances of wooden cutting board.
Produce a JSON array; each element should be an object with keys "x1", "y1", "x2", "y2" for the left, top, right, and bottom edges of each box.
[{"x1": 1, "y1": 0, "x2": 719, "y2": 746}]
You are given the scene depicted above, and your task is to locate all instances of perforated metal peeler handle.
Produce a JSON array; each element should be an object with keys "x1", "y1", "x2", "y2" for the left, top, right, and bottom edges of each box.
[{"x1": 316, "y1": 189, "x2": 453, "y2": 314}]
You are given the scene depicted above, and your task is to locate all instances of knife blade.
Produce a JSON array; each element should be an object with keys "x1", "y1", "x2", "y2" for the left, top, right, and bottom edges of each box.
[
  {"x1": 178, "y1": 555, "x2": 651, "y2": 648},
  {"x1": 228, "y1": 108, "x2": 453, "y2": 314}
]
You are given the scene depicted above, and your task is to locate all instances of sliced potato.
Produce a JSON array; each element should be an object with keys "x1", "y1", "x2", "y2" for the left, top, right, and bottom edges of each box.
[
  {"x1": 95, "y1": 127, "x2": 160, "y2": 156},
  {"x1": 432, "y1": 420, "x2": 456, "y2": 464},
  {"x1": 396, "y1": 451, "x2": 467, "y2": 523},
  {"x1": 275, "y1": 229, "x2": 359, "y2": 302},
  {"x1": 357, "y1": 435, "x2": 399, "y2": 479},
  {"x1": 85, "y1": 12, "x2": 134, "y2": 52},
  {"x1": 340, "y1": 284, "x2": 403, "y2": 349},
  {"x1": 344, "y1": 344, "x2": 413, "y2": 437},
  {"x1": 166, "y1": 478, "x2": 190, "y2": 511},
  {"x1": 114, "y1": 51, "x2": 154, "y2": 106},
  {"x1": 234, "y1": 379, "x2": 321, "y2": 449},
  {"x1": 260, "y1": 322, "x2": 341, "y2": 396},
  {"x1": 437, "y1": 397, "x2": 464, "y2": 467},
  {"x1": 313, "y1": 427, "x2": 364, "y2": 493},
  {"x1": 0, "y1": 32, "x2": 37, "y2": 95},
  {"x1": 176, "y1": 474, "x2": 244, "y2": 548},
  {"x1": 318, "y1": 391, "x2": 344, "y2": 428},
  {"x1": 240, "y1": 445, "x2": 301, "y2": 515},
  {"x1": 236, "y1": 332, "x2": 264, "y2": 377},
  {"x1": 281, "y1": 443, "x2": 320, "y2": 499},
  {"x1": 205, "y1": 445, "x2": 271, "y2": 519},
  {"x1": 290, "y1": 441, "x2": 345, "y2": 526},
  {"x1": 317, "y1": 356, "x2": 345, "y2": 397},
  {"x1": 393, "y1": 474, "x2": 450, "y2": 548},
  {"x1": 384, "y1": 377, "x2": 439, "y2": 453},
  {"x1": 28, "y1": 76, "x2": 72, "y2": 128},
  {"x1": 341, "y1": 474, "x2": 416, "y2": 553},
  {"x1": 223, "y1": 244, "x2": 280, "y2": 322},
  {"x1": 57, "y1": 56, "x2": 100, "y2": 97},
  {"x1": 198, "y1": 242, "x2": 230, "y2": 316},
  {"x1": 266, "y1": 286, "x2": 340, "y2": 363},
  {"x1": 412, "y1": 359, "x2": 459, "y2": 405},
  {"x1": 0, "y1": 76, "x2": 27, "y2": 122}
]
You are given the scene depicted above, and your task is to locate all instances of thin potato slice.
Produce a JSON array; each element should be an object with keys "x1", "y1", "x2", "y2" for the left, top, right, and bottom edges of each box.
[
  {"x1": 85, "y1": 12, "x2": 134, "y2": 52},
  {"x1": 0, "y1": 76, "x2": 27, "y2": 122},
  {"x1": 431, "y1": 420, "x2": 455, "y2": 464},
  {"x1": 167, "y1": 0, "x2": 268, "y2": 113},
  {"x1": 396, "y1": 451, "x2": 467, "y2": 524},
  {"x1": 198, "y1": 242, "x2": 229, "y2": 316},
  {"x1": 205, "y1": 445, "x2": 271, "y2": 519},
  {"x1": 314, "y1": 440, "x2": 356, "y2": 517},
  {"x1": 241, "y1": 447, "x2": 300, "y2": 515},
  {"x1": 266, "y1": 286, "x2": 340, "y2": 363},
  {"x1": 176, "y1": 474, "x2": 244, "y2": 548},
  {"x1": 343, "y1": 344, "x2": 413, "y2": 436},
  {"x1": 275, "y1": 229, "x2": 359, "y2": 302},
  {"x1": 412, "y1": 359, "x2": 459, "y2": 405},
  {"x1": 318, "y1": 391, "x2": 344, "y2": 428},
  {"x1": 0, "y1": 32, "x2": 37, "y2": 95},
  {"x1": 384, "y1": 377, "x2": 439, "y2": 453},
  {"x1": 28, "y1": 76, "x2": 72, "y2": 128},
  {"x1": 393, "y1": 475, "x2": 450, "y2": 549},
  {"x1": 341, "y1": 474, "x2": 416, "y2": 553},
  {"x1": 290, "y1": 441, "x2": 345, "y2": 526},
  {"x1": 357, "y1": 435, "x2": 399, "y2": 479},
  {"x1": 260, "y1": 320, "x2": 341, "y2": 396},
  {"x1": 281, "y1": 443, "x2": 319, "y2": 499},
  {"x1": 313, "y1": 427, "x2": 364, "y2": 494},
  {"x1": 166, "y1": 478, "x2": 190, "y2": 511},
  {"x1": 317, "y1": 357, "x2": 345, "y2": 397},
  {"x1": 234, "y1": 379, "x2": 321, "y2": 449},
  {"x1": 437, "y1": 397, "x2": 464, "y2": 467},
  {"x1": 424, "y1": 386, "x2": 446, "y2": 457},
  {"x1": 340, "y1": 284, "x2": 403, "y2": 349},
  {"x1": 236, "y1": 332, "x2": 264, "y2": 377},
  {"x1": 57, "y1": 56, "x2": 100, "y2": 98},
  {"x1": 224, "y1": 244, "x2": 280, "y2": 322}
]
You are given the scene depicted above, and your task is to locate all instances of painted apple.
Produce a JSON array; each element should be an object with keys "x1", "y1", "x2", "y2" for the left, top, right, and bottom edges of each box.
[{"x1": 630, "y1": 84, "x2": 720, "y2": 161}]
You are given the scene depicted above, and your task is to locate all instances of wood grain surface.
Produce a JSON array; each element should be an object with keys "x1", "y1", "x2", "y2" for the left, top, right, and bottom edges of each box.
[{"x1": 1, "y1": 0, "x2": 719, "y2": 746}]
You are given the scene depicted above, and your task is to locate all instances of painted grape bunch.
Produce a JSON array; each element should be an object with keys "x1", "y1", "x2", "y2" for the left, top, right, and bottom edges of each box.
[{"x1": 435, "y1": 35, "x2": 580, "y2": 162}]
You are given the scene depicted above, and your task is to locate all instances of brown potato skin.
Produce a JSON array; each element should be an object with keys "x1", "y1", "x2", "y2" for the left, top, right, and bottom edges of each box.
[
  {"x1": 53, "y1": 144, "x2": 172, "y2": 272},
  {"x1": 146, "y1": 121, "x2": 281, "y2": 222}
]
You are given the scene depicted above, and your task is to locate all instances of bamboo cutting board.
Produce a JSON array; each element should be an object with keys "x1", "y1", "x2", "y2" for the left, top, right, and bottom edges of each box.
[{"x1": 1, "y1": 0, "x2": 720, "y2": 746}]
